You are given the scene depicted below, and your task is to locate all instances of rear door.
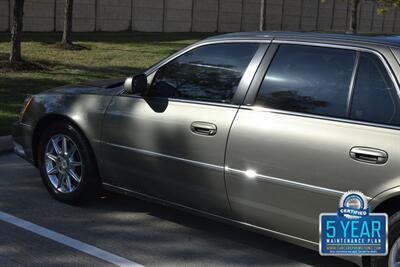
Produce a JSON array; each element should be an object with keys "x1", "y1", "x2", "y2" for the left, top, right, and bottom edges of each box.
[
  {"x1": 225, "y1": 42, "x2": 400, "y2": 243},
  {"x1": 101, "y1": 41, "x2": 267, "y2": 216}
]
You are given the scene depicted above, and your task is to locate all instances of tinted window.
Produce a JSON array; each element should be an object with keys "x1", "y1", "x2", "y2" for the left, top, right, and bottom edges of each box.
[
  {"x1": 148, "y1": 43, "x2": 259, "y2": 103},
  {"x1": 255, "y1": 45, "x2": 356, "y2": 118},
  {"x1": 350, "y1": 53, "x2": 400, "y2": 125}
]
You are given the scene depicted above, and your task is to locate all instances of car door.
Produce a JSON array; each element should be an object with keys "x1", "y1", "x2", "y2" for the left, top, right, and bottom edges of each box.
[
  {"x1": 100, "y1": 41, "x2": 267, "y2": 216},
  {"x1": 225, "y1": 42, "x2": 400, "y2": 243}
]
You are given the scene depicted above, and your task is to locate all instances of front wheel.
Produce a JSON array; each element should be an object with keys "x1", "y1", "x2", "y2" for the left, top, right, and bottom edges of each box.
[{"x1": 38, "y1": 122, "x2": 100, "y2": 205}]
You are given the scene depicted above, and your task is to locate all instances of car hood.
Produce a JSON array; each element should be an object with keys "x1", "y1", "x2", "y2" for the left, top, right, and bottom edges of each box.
[{"x1": 43, "y1": 78, "x2": 126, "y2": 96}]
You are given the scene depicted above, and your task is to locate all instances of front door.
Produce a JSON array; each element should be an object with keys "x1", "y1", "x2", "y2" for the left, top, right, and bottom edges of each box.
[{"x1": 101, "y1": 42, "x2": 263, "y2": 216}]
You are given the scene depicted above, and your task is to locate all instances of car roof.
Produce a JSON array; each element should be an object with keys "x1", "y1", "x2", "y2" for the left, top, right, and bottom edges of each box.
[{"x1": 205, "y1": 31, "x2": 400, "y2": 48}]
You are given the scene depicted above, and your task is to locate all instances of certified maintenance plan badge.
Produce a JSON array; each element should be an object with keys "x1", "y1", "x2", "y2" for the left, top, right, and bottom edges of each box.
[{"x1": 320, "y1": 191, "x2": 388, "y2": 256}]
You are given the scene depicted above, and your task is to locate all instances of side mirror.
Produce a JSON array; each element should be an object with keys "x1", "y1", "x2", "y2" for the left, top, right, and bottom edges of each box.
[{"x1": 124, "y1": 74, "x2": 148, "y2": 94}]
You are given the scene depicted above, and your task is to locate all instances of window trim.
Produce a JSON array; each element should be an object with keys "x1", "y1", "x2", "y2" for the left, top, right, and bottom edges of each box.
[
  {"x1": 240, "y1": 105, "x2": 400, "y2": 131},
  {"x1": 346, "y1": 51, "x2": 360, "y2": 117},
  {"x1": 121, "y1": 39, "x2": 270, "y2": 107},
  {"x1": 245, "y1": 40, "x2": 400, "y2": 130}
]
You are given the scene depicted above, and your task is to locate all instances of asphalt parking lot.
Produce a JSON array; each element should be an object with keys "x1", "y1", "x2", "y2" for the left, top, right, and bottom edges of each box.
[{"x1": 0, "y1": 152, "x2": 357, "y2": 267}]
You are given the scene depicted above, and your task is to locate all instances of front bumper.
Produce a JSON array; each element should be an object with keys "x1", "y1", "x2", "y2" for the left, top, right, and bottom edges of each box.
[{"x1": 12, "y1": 121, "x2": 35, "y2": 165}]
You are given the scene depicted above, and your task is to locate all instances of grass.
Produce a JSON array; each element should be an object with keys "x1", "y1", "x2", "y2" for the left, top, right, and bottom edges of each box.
[{"x1": 0, "y1": 32, "x2": 210, "y2": 136}]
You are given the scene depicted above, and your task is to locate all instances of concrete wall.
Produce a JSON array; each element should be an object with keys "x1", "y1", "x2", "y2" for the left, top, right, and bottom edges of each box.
[
  {"x1": 301, "y1": 0, "x2": 319, "y2": 31},
  {"x1": 164, "y1": 0, "x2": 192, "y2": 32},
  {"x1": 241, "y1": 0, "x2": 259, "y2": 31},
  {"x1": 133, "y1": 0, "x2": 163, "y2": 32},
  {"x1": 1, "y1": 0, "x2": 400, "y2": 33},
  {"x1": 55, "y1": 0, "x2": 96, "y2": 32},
  {"x1": 0, "y1": 0, "x2": 10, "y2": 31},
  {"x1": 22, "y1": 0, "x2": 54, "y2": 31},
  {"x1": 192, "y1": 0, "x2": 218, "y2": 32}
]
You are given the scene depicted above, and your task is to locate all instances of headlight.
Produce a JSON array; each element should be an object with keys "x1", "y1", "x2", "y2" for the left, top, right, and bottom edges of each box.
[{"x1": 20, "y1": 95, "x2": 33, "y2": 121}]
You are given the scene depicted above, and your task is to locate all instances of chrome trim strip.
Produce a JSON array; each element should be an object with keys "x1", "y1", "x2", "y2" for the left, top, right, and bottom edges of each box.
[
  {"x1": 118, "y1": 94, "x2": 240, "y2": 109},
  {"x1": 103, "y1": 142, "x2": 372, "y2": 198},
  {"x1": 102, "y1": 182, "x2": 319, "y2": 247},
  {"x1": 242, "y1": 105, "x2": 400, "y2": 131},
  {"x1": 162, "y1": 99, "x2": 239, "y2": 109},
  {"x1": 19, "y1": 122, "x2": 32, "y2": 129},
  {"x1": 103, "y1": 142, "x2": 224, "y2": 171},
  {"x1": 225, "y1": 167, "x2": 345, "y2": 197},
  {"x1": 273, "y1": 40, "x2": 378, "y2": 52},
  {"x1": 225, "y1": 167, "x2": 372, "y2": 200}
]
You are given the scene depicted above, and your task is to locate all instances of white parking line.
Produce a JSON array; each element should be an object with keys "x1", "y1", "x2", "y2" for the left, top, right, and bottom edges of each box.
[{"x1": 0, "y1": 211, "x2": 144, "y2": 267}]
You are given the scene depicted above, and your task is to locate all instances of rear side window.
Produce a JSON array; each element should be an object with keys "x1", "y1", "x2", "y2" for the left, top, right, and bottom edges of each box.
[
  {"x1": 148, "y1": 43, "x2": 259, "y2": 104},
  {"x1": 350, "y1": 53, "x2": 400, "y2": 126},
  {"x1": 255, "y1": 44, "x2": 356, "y2": 118}
]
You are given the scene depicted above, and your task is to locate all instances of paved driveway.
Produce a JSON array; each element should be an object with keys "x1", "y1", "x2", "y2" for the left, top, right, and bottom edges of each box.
[{"x1": 0, "y1": 152, "x2": 357, "y2": 267}]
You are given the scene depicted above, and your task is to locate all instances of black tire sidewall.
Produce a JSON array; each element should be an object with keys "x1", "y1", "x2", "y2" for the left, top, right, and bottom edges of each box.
[
  {"x1": 38, "y1": 122, "x2": 99, "y2": 205},
  {"x1": 369, "y1": 211, "x2": 400, "y2": 267}
]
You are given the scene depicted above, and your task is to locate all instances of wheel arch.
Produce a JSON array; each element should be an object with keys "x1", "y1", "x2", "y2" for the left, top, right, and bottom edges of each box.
[
  {"x1": 32, "y1": 114, "x2": 99, "y2": 172},
  {"x1": 370, "y1": 190, "x2": 400, "y2": 218},
  {"x1": 361, "y1": 191, "x2": 400, "y2": 266}
]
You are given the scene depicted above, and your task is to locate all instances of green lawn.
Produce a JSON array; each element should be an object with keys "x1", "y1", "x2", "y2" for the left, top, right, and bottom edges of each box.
[{"x1": 0, "y1": 32, "x2": 210, "y2": 136}]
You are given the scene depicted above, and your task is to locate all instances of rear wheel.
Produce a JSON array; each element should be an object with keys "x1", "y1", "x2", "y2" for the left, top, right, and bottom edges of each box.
[
  {"x1": 369, "y1": 211, "x2": 400, "y2": 267},
  {"x1": 38, "y1": 122, "x2": 100, "y2": 205},
  {"x1": 389, "y1": 235, "x2": 400, "y2": 267}
]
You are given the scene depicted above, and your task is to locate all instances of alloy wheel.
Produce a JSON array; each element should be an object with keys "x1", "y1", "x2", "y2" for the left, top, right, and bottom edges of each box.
[{"x1": 44, "y1": 134, "x2": 83, "y2": 193}]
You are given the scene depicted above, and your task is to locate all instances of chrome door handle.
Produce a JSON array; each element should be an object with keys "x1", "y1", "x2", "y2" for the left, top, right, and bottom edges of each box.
[
  {"x1": 350, "y1": 147, "x2": 388, "y2": 164},
  {"x1": 191, "y1": 122, "x2": 217, "y2": 136}
]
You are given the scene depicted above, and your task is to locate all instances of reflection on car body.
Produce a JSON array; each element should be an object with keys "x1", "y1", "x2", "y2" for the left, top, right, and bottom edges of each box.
[{"x1": 13, "y1": 32, "x2": 400, "y2": 267}]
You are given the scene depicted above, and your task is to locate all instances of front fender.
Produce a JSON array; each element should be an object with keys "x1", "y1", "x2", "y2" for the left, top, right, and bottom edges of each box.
[{"x1": 20, "y1": 92, "x2": 114, "y2": 168}]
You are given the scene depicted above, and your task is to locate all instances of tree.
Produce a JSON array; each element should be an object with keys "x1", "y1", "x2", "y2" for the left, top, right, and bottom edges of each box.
[
  {"x1": 9, "y1": 0, "x2": 25, "y2": 63},
  {"x1": 259, "y1": 0, "x2": 266, "y2": 31},
  {"x1": 378, "y1": 0, "x2": 400, "y2": 9},
  {"x1": 348, "y1": 0, "x2": 361, "y2": 34},
  {"x1": 61, "y1": 0, "x2": 74, "y2": 45},
  {"x1": 321, "y1": 0, "x2": 360, "y2": 34},
  {"x1": 322, "y1": 0, "x2": 399, "y2": 34},
  {"x1": 376, "y1": 0, "x2": 400, "y2": 15},
  {"x1": 350, "y1": 0, "x2": 400, "y2": 33}
]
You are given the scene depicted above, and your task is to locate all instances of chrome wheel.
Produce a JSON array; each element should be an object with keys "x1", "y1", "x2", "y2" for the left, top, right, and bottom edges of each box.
[
  {"x1": 44, "y1": 134, "x2": 83, "y2": 193},
  {"x1": 389, "y1": 237, "x2": 400, "y2": 267}
]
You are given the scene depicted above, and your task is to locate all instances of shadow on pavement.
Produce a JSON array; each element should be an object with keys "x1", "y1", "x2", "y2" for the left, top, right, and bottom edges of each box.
[{"x1": 0, "y1": 153, "x2": 357, "y2": 267}]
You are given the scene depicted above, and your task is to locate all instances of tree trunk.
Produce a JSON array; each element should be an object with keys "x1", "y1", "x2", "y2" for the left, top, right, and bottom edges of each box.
[
  {"x1": 348, "y1": 0, "x2": 360, "y2": 34},
  {"x1": 259, "y1": 0, "x2": 266, "y2": 31},
  {"x1": 61, "y1": 0, "x2": 74, "y2": 45},
  {"x1": 9, "y1": 0, "x2": 25, "y2": 63}
]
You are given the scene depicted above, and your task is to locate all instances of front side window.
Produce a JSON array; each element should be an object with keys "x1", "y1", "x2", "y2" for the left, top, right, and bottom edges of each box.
[
  {"x1": 147, "y1": 43, "x2": 259, "y2": 104},
  {"x1": 255, "y1": 44, "x2": 356, "y2": 118},
  {"x1": 350, "y1": 53, "x2": 400, "y2": 126}
]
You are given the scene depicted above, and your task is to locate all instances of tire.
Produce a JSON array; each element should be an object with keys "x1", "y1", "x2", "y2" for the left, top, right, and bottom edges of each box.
[
  {"x1": 37, "y1": 122, "x2": 100, "y2": 205},
  {"x1": 369, "y1": 211, "x2": 400, "y2": 267}
]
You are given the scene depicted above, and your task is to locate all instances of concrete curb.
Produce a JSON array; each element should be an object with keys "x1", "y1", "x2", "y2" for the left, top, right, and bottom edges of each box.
[{"x1": 0, "y1": 136, "x2": 13, "y2": 153}]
